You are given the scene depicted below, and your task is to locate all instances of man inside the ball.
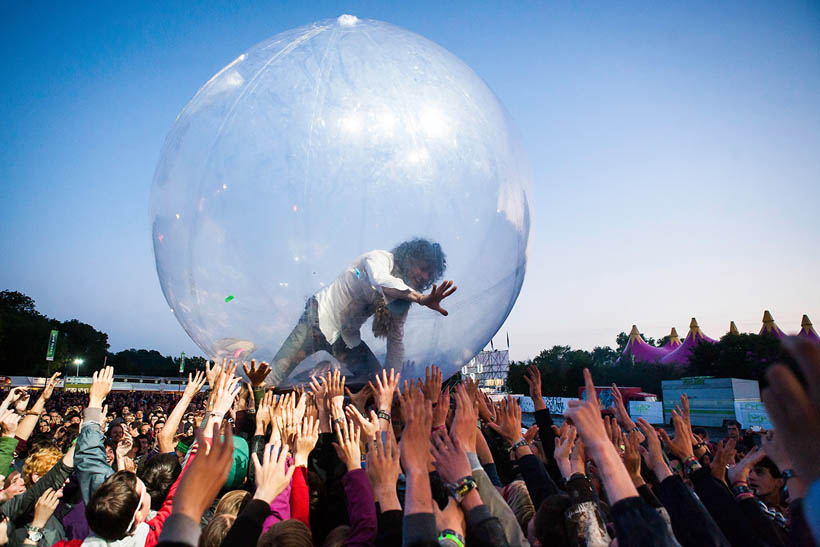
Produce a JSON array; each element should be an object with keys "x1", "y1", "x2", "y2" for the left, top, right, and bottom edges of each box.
[{"x1": 267, "y1": 237, "x2": 456, "y2": 387}]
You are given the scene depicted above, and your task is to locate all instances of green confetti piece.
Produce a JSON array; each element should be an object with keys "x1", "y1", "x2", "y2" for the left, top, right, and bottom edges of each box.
[{"x1": 225, "y1": 295, "x2": 234, "y2": 303}]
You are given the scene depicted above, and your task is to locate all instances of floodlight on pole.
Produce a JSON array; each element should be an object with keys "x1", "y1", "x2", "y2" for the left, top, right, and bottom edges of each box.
[{"x1": 73, "y1": 358, "x2": 84, "y2": 378}]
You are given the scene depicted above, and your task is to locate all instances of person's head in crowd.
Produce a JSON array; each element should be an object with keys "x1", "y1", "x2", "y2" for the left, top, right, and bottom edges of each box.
[
  {"x1": 61, "y1": 423, "x2": 80, "y2": 450},
  {"x1": 122, "y1": 406, "x2": 130, "y2": 415},
  {"x1": 139, "y1": 423, "x2": 151, "y2": 436},
  {"x1": 104, "y1": 440, "x2": 117, "y2": 468},
  {"x1": 66, "y1": 411, "x2": 81, "y2": 425},
  {"x1": 214, "y1": 490, "x2": 250, "y2": 517},
  {"x1": 136, "y1": 434, "x2": 150, "y2": 455},
  {"x1": 48, "y1": 411, "x2": 61, "y2": 424},
  {"x1": 37, "y1": 420, "x2": 50, "y2": 434},
  {"x1": 199, "y1": 514, "x2": 235, "y2": 547},
  {"x1": 105, "y1": 414, "x2": 114, "y2": 425},
  {"x1": 529, "y1": 493, "x2": 571, "y2": 547},
  {"x1": 749, "y1": 456, "x2": 785, "y2": 508},
  {"x1": 257, "y1": 519, "x2": 313, "y2": 547},
  {"x1": 22, "y1": 446, "x2": 62, "y2": 487},
  {"x1": 86, "y1": 471, "x2": 151, "y2": 541},
  {"x1": 135, "y1": 409, "x2": 144, "y2": 421},
  {"x1": 108, "y1": 423, "x2": 124, "y2": 443},
  {"x1": 127, "y1": 422, "x2": 140, "y2": 437},
  {"x1": 323, "y1": 524, "x2": 352, "y2": 547},
  {"x1": 153, "y1": 420, "x2": 165, "y2": 437},
  {"x1": 726, "y1": 419, "x2": 741, "y2": 440},
  {"x1": 140, "y1": 453, "x2": 181, "y2": 510}
]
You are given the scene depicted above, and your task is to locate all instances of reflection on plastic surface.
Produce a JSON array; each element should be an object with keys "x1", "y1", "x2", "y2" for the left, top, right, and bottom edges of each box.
[{"x1": 150, "y1": 15, "x2": 531, "y2": 386}]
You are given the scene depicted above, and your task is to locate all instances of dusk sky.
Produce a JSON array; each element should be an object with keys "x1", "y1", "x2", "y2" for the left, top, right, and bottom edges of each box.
[{"x1": 2, "y1": 1, "x2": 819, "y2": 363}]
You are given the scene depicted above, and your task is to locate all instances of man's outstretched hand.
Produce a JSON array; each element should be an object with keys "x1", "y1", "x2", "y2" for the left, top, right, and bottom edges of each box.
[{"x1": 419, "y1": 280, "x2": 457, "y2": 316}]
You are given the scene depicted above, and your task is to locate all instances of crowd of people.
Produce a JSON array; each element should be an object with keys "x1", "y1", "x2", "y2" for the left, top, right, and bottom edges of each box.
[{"x1": 0, "y1": 337, "x2": 817, "y2": 546}]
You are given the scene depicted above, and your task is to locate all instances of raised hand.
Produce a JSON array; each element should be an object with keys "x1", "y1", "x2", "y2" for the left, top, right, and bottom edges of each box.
[
  {"x1": 727, "y1": 445, "x2": 766, "y2": 486},
  {"x1": 0, "y1": 410, "x2": 20, "y2": 438},
  {"x1": 0, "y1": 387, "x2": 28, "y2": 414},
  {"x1": 210, "y1": 366, "x2": 241, "y2": 421},
  {"x1": 554, "y1": 425, "x2": 577, "y2": 479},
  {"x1": 243, "y1": 360, "x2": 272, "y2": 388},
  {"x1": 710, "y1": 439, "x2": 737, "y2": 485},
  {"x1": 523, "y1": 365, "x2": 545, "y2": 411},
  {"x1": 430, "y1": 428, "x2": 473, "y2": 484},
  {"x1": 333, "y1": 417, "x2": 362, "y2": 472},
  {"x1": 170, "y1": 423, "x2": 235, "y2": 524},
  {"x1": 205, "y1": 359, "x2": 225, "y2": 389},
  {"x1": 658, "y1": 412, "x2": 695, "y2": 461},
  {"x1": 31, "y1": 488, "x2": 61, "y2": 529},
  {"x1": 566, "y1": 368, "x2": 638, "y2": 504},
  {"x1": 116, "y1": 432, "x2": 134, "y2": 461},
  {"x1": 89, "y1": 366, "x2": 114, "y2": 408},
  {"x1": 253, "y1": 443, "x2": 295, "y2": 503},
  {"x1": 487, "y1": 396, "x2": 523, "y2": 445},
  {"x1": 370, "y1": 368, "x2": 400, "y2": 414},
  {"x1": 345, "y1": 405, "x2": 378, "y2": 443},
  {"x1": 367, "y1": 430, "x2": 402, "y2": 511},
  {"x1": 475, "y1": 391, "x2": 495, "y2": 423},
  {"x1": 761, "y1": 337, "x2": 820, "y2": 485},
  {"x1": 421, "y1": 365, "x2": 442, "y2": 402},
  {"x1": 449, "y1": 383, "x2": 477, "y2": 451},
  {"x1": 327, "y1": 370, "x2": 346, "y2": 408},
  {"x1": 636, "y1": 418, "x2": 672, "y2": 481},
  {"x1": 418, "y1": 280, "x2": 457, "y2": 316},
  {"x1": 183, "y1": 371, "x2": 207, "y2": 399},
  {"x1": 293, "y1": 415, "x2": 319, "y2": 467},
  {"x1": 399, "y1": 386, "x2": 432, "y2": 475},
  {"x1": 42, "y1": 372, "x2": 61, "y2": 400},
  {"x1": 622, "y1": 432, "x2": 643, "y2": 486},
  {"x1": 345, "y1": 383, "x2": 372, "y2": 413},
  {"x1": 432, "y1": 388, "x2": 450, "y2": 429}
]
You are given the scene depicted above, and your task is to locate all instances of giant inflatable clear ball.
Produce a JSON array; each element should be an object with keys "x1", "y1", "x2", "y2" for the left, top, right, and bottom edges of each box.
[{"x1": 150, "y1": 15, "x2": 531, "y2": 387}]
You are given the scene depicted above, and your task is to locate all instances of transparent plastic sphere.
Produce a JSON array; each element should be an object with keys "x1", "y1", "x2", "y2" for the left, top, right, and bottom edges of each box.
[{"x1": 150, "y1": 15, "x2": 531, "y2": 386}]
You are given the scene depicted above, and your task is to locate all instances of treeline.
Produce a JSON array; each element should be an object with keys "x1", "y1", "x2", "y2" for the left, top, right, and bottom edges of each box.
[
  {"x1": 507, "y1": 330, "x2": 789, "y2": 397},
  {"x1": 0, "y1": 290, "x2": 206, "y2": 377}
]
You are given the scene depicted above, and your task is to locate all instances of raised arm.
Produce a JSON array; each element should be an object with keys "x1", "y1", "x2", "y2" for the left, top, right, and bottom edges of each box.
[
  {"x1": 160, "y1": 371, "x2": 206, "y2": 454},
  {"x1": 17, "y1": 373, "x2": 60, "y2": 442}
]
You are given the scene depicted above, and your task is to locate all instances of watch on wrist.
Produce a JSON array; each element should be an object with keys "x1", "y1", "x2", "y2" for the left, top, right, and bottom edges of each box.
[
  {"x1": 509, "y1": 437, "x2": 527, "y2": 452},
  {"x1": 445, "y1": 475, "x2": 477, "y2": 503},
  {"x1": 25, "y1": 524, "x2": 44, "y2": 542}
]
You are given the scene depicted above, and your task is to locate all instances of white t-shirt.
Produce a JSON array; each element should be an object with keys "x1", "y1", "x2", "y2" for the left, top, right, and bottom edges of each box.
[{"x1": 315, "y1": 250, "x2": 411, "y2": 369}]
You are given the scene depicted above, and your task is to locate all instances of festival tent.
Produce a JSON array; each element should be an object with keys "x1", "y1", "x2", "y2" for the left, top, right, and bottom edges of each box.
[
  {"x1": 660, "y1": 318, "x2": 716, "y2": 365},
  {"x1": 619, "y1": 325, "x2": 669, "y2": 363},
  {"x1": 661, "y1": 327, "x2": 682, "y2": 351},
  {"x1": 798, "y1": 314, "x2": 819, "y2": 342},
  {"x1": 728, "y1": 321, "x2": 740, "y2": 335},
  {"x1": 759, "y1": 310, "x2": 785, "y2": 338}
]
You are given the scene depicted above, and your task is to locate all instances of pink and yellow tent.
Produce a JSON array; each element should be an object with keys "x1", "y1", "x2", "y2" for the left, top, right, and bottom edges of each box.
[{"x1": 661, "y1": 318, "x2": 716, "y2": 365}]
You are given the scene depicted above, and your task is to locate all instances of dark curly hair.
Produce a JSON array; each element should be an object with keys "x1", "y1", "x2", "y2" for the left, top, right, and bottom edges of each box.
[{"x1": 390, "y1": 238, "x2": 446, "y2": 292}]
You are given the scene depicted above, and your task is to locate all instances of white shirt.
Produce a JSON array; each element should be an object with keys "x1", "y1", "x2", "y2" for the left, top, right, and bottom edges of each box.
[{"x1": 315, "y1": 250, "x2": 411, "y2": 369}]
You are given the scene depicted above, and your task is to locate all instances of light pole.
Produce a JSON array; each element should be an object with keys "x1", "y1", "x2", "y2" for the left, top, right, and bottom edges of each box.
[{"x1": 73, "y1": 358, "x2": 84, "y2": 379}]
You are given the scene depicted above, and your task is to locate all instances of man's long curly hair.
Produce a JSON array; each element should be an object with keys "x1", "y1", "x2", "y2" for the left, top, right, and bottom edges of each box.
[
  {"x1": 390, "y1": 238, "x2": 446, "y2": 292},
  {"x1": 372, "y1": 238, "x2": 447, "y2": 338}
]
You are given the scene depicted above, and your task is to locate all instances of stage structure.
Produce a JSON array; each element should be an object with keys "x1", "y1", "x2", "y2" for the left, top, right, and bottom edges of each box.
[{"x1": 461, "y1": 349, "x2": 510, "y2": 393}]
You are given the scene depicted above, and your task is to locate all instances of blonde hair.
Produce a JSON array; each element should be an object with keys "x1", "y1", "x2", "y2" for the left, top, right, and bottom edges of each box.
[
  {"x1": 23, "y1": 446, "x2": 63, "y2": 487},
  {"x1": 199, "y1": 514, "x2": 235, "y2": 547},
  {"x1": 215, "y1": 490, "x2": 251, "y2": 517}
]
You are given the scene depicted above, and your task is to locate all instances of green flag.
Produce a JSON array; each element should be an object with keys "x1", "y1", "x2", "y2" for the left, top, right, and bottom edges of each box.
[
  {"x1": 179, "y1": 352, "x2": 186, "y2": 373},
  {"x1": 46, "y1": 330, "x2": 58, "y2": 361}
]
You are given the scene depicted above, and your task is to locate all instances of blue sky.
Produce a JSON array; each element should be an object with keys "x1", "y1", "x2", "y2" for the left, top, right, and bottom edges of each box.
[{"x1": 2, "y1": 1, "x2": 819, "y2": 362}]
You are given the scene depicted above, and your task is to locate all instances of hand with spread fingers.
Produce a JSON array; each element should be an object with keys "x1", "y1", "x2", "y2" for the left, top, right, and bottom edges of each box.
[
  {"x1": 293, "y1": 416, "x2": 319, "y2": 468},
  {"x1": 421, "y1": 364, "x2": 443, "y2": 403},
  {"x1": 487, "y1": 396, "x2": 523, "y2": 446},
  {"x1": 554, "y1": 425, "x2": 577, "y2": 479},
  {"x1": 89, "y1": 366, "x2": 115, "y2": 409},
  {"x1": 345, "y1": 404, "x2": 379, "y2": 444},
  {"x1": 524, "y1": 365, "x2": 546, "y2": 411},
  {"x1": 418, "y1": 280, "x2": 457, "y2": 316},
  {"x1": 333, "y1": 417, "x2": 362, "y2": 472},
  {"x1": 710, "y1": 439, "x2": 737, "y2": 485},
  {"x1": 243, "y1": 360, "x2": 272, "y2": 388},
  {"x1": 636, "y1": 418, "x2": 672, "y2": 481},
  {"x1": 253, "y1": 442, "x2": 296, "y2": 504},
  {"x1": 345, "y1": 383, "x2": 372, "y2": 413},
  {"x1": 449, "y1": 383, "x2": 477, "y2": 452},
  {"x1": 367, "y1": 430, "x2": 402, "y2": 512},
  {"x1": 370, "y1": 368, "x2": 400, "y2": 414}
]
